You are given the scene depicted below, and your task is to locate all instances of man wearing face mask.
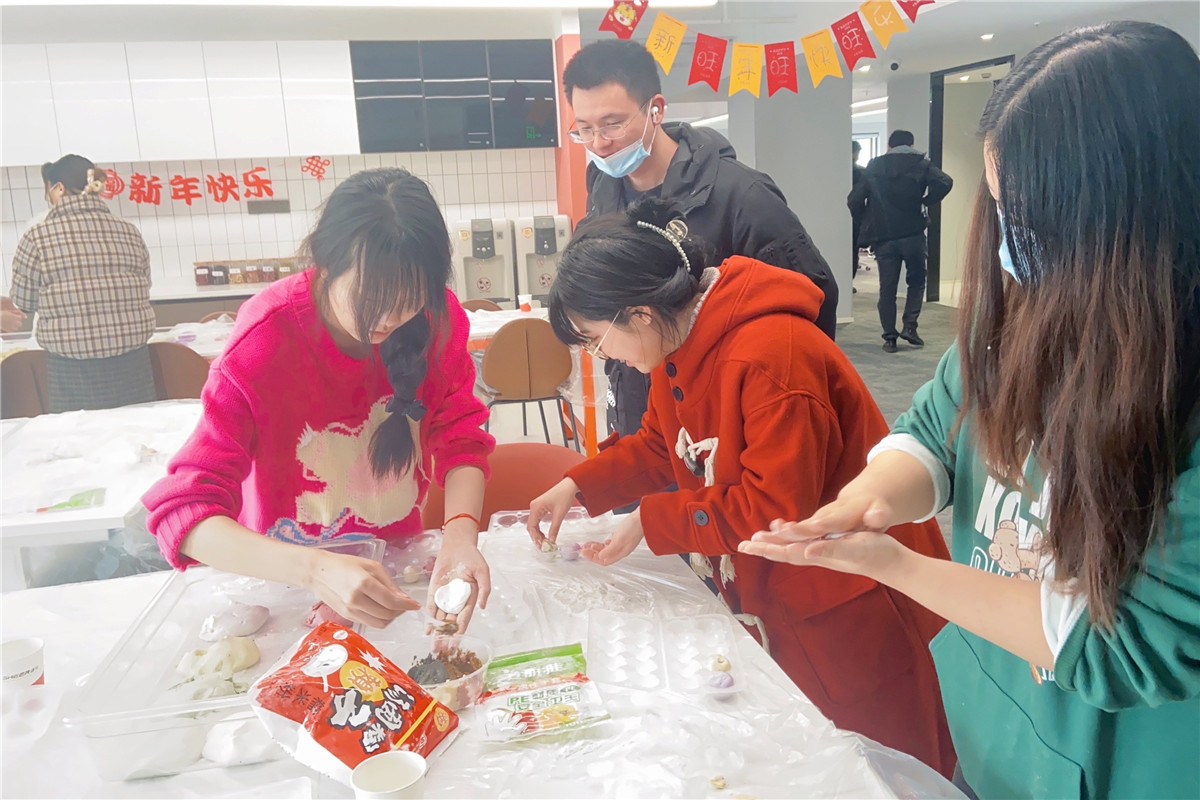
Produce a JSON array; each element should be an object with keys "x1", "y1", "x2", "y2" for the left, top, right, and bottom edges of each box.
[{"x1": 562, "y1": 40, "x2": 838, "y2": 440}]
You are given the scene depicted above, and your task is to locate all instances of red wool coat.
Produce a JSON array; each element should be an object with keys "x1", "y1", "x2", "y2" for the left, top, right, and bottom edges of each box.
[{"x1": 569, "y1": 257, "x2": 956, "y2": 777}]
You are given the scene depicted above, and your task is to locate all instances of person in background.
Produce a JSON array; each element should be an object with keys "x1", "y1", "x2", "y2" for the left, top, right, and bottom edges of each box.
[
  {"x1": 746, "y1": 22, "x2": 1200, "y2": 799},
  {"x1": 9, "y1": 154, "x2": 156, "y2": 411},
  {"x1": 528, "y1": 200, "x2": 956, "y2": 778},
  {"x1": 562, "y1": 39, "x2": 837, "y2": 440},
  {"x1": 143, "y1": 168, "x2": 495, "y2": 632},
  {"x1": 0, "y1": 296, "x2": 26, "y2": 333},
  {"x1": 848, "y1": 130, "x2": 953, "y2": 353},
  {"x1": 850, "y1": 140, "x2": 866, "y2": 293}
]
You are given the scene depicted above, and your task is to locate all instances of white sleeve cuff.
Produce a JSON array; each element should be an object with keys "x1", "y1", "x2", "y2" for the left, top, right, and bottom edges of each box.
[
  {"x1": 867, "y1": 433, "x2": 951, "y2": 523},
  {"x1": 1040, "y1": 576, "x2": 1088, "y2": 661}
]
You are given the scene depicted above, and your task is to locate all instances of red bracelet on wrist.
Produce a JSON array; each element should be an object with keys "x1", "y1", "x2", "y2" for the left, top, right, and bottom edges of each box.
[{"x1": 441, "y1": 512, "x2": 481, "y2": 533}]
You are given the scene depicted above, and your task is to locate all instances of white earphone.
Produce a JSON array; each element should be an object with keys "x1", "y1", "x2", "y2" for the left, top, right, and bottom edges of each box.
[{"x1": 651, "y1": 106, "x2": 661, "y2": 121}]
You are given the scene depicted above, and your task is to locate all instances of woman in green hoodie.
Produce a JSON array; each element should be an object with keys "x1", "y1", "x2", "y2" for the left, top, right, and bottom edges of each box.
[{"x1": 740, "y1": 21, "x2": 1200, "y2": 800}]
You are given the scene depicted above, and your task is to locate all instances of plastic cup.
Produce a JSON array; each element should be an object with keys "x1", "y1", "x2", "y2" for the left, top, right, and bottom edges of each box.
[
  {"x1": 351, "y1": 751, "x2": 427, "y2": 799},
  {"x1": 518, "y1": 294, "x2": 533, "y2": 312},
  {"x1": 2, "y1": 638, "x2": 44, "y2": 687}
]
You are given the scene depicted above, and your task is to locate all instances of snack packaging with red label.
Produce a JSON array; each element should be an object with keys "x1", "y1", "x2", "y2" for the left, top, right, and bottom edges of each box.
[
  {"x1": 479, "y1": 643, "x2": 609, "y2": 742},
  {"x1": 250, "y1": 623, "x2": 458, "y2": 786}
]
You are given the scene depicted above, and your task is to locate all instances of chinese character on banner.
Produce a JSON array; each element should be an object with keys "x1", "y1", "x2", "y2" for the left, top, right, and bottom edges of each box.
[
  {"x1": 896, "y1": 0, "x2": 934, "y2": 23},
  {"x1": 598, "y1": 0, "x2": 649, "y2": 40},
  {"x1": 801, "y1": 29, "x2": 844, "y2": 88},
  {"x1": 302, "y1": 156, "x2": 331, "y2": 182},
  {"x1": 206, "y1": 173, "x2": 240, "y2": 203},
  {"x1": 170, "y1": 175, "x2": 202, "y2": 206},
  {"x1": 242, "y1": 166, "x2": 274, "y2": 199},
  {"x1": 100, "y1": 169, "x2": 125, "y2": 200},
  {"x1": 832, "y1": 12, "x2": 876, "y2": 71},
  {"x1": 764, "y1": 42, "x2": 799, "y2": 96},
  {"x1": 860, "y1": 0, "x2": 909, "y2": 49},
  {"x1": 688, "y1": 33, "x2": 728, "y2": 91},
  {"x1": 729, "y1": 42, "x2": 764, "y2": 97},
  {"x1": 645, "y1": 13, "x2": 688, "y2": 74},
  {"x1": 128, "y1": 173, "x2": 163, "y2": 206}
]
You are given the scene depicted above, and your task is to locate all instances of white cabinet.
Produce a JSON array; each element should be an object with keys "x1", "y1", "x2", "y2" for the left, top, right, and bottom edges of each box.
[
  {"x1": 1, "y1": 45, "x2": 60, "y2": 167},
  {"x1": 47, "y1": 43, "x2": 141, "y2": 163},
  {"x1": 203, "y1": 41, "x2": 290, "y2": 159},
  {"x1": 277, "y1": 41, "x2": 360, "y2": 157},
  {"x1": 126, "y1": 42, "x2": 217, "y2": 161}
]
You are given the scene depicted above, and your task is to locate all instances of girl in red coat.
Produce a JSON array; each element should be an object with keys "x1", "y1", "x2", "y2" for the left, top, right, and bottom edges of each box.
[{"x1": 529, "y1": 200, "x2": 956, "y2": 777}]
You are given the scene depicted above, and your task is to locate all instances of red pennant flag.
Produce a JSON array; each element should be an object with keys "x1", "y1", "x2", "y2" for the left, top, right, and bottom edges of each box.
[
  {"x1": 832, "y1": 12, "x2": 876, "y2": 71},
  {"x1": 599, "y1": 0, "x2": 649, "y2": 40},
  {"x1": 896, "y1": 0, "x2": 934, "y2": 23},
  {"x1": 688, "y1": 33, "x2": 728, "y2": 91},
  {"x1": 764, "y1": 41, "x2": 799, "y2": 97}
]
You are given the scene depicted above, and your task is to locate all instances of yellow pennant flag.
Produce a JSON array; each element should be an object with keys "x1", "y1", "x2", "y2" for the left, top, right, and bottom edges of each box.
[
  {"x1": 860, "y1": 0, "x2": 909, "y2": 49},
  {"x1": 729, "y1": 42, "x2": 765, "y2": 97},
  {"x1": 645, "y1": 13, "x2": 688, "y2": 74},
  {"x1": 800, "y1": 29, "x2": 844, "y2": 88}
]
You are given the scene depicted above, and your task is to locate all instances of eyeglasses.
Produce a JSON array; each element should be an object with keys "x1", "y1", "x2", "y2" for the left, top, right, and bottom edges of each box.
[
  {"x1": 581, "y1": 311, "x2": 621, "y2": 360},
  {"x1": 568, "y1": 104, "x2": 649, "y2": 145}
]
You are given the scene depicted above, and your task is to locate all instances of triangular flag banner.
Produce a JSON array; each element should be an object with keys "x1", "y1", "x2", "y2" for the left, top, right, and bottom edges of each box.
[
  {"x1": 764, "y1": 41, "x2": 799, "y2": 96},
  {"x1": 729, "y1": 42, "x2": 764, "y2": 97},
  {"x1": 860, "y1": 0, "x2": 909, "y2": 49},
  {"x1": 800, "y1": 29, "x2": 843, "y2": 88},
  {"x1": 646, "y1": 13, "x2": 689, "y2": 74},
  {"x1": 598, "y1": 0, "x2": 649, "y2": 40},
  {"x1": 688, "y1": 33, "x2": 728, "y2": 91},
  {"x1": 831, "y1": 12, "x2": 876, "y2": 70},
  {"x1": 896, "y1": 0, "x2": 934, "y2": 23}
]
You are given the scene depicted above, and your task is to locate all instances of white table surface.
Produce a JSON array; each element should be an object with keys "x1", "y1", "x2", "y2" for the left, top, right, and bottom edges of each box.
[{"x1": 0, "y1": 523, "x2": 959, "y2": 799}]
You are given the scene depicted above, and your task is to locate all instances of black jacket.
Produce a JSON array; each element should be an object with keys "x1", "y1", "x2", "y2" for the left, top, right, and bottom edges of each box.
[
  {"x1": 847, "y1": 146, "x2": 953, "y2": 246},
  {"x1": 586, "y1": 122, "x2": 839, "y2": 437}
]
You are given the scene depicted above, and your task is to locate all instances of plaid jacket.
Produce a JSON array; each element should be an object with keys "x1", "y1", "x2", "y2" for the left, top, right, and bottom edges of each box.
[{"x1": 10, "y1": 194, "x2": 155, "y2": 359}]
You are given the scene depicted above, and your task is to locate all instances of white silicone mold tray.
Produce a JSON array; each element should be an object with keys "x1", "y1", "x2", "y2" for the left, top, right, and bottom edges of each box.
[
  {"x1": 489, "y1": 507, "x2": 616, "y2": 553},
  {"x1": 586, "y1": 610, "x2": 741, "y2": 698}
]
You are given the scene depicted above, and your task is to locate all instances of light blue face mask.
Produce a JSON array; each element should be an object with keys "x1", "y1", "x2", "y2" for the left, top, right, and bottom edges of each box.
[
  {"x1": 586, "y1": 111, "x2": 654, "y2": 179},
  {"x1": 996, "y1": 207, "x2": 1024, "y2": 283}
]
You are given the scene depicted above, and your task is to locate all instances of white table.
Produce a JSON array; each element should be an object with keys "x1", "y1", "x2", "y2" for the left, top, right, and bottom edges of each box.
[
  {"x1": 0, "y1": 523, "x2": 959, "y2": 799},
  {"x1": 0, "y1": 400, "x2": 203, "y2": 590}
]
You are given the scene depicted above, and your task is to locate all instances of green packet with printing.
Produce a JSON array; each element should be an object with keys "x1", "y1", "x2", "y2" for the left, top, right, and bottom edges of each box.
[{"x1": 479, "y1": 643, "x2": 609, "y2": 742}]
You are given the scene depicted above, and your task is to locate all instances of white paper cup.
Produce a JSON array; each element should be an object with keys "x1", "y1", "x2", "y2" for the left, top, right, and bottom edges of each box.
[
  {"x1": 351, "y1": 751, "x2": 427, "y2": 799},
  {"x1": 2, "y1": 638, "x2": 44, "y2": 687},
  {"x1": 518, "y1": 294, "x2": 533, "y2": 311}
]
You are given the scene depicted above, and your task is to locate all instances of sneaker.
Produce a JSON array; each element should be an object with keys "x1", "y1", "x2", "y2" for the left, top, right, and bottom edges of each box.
[
  {"x1": 883, "y1": 339, "x2": 898, "y2": 353},
  {"x1": 900, "y1": 327, "x2": 925, "y2": 347}
]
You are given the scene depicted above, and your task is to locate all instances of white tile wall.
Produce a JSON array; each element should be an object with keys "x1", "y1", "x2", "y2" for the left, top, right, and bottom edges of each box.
[{"x1": 0, "y1": 148, "x2": 558, "y2": 294}]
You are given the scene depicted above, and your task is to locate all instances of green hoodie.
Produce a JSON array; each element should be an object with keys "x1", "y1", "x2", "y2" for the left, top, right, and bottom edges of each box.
[{"x1": 891, "y1": 344, "x2": 1200, "y2": 799}]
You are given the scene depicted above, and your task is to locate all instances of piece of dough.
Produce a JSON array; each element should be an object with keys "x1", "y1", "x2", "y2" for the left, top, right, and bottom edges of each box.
[
  {"x1": 434, "y1": 578, "x2": 472, "y2": 615},
  {"x1": 304, "y1": 601, "x2": 353, "y2": 629},
  {"x1": 176, "y1": 637, "x2": 260, "y2": 680},
  {"x1": 199, "y1": 603, "x2": 270, "y2": 642},
  {"x1": 202, "y1": 717, "x2": 280, "y2": 766}
]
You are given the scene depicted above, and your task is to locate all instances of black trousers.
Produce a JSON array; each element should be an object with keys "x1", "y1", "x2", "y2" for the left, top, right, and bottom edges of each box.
[
  {"x1": 875, "y1": 234, "x2": 928, "y2": 340},
  {"x1": 852, "y1": 219, "x2": 862, "y2": 278}
]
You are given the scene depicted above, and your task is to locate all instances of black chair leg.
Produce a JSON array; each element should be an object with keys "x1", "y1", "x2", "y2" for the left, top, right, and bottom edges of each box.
[
  {"x1": 522, "y1": 403, "x2": 528, "y2": 436},
  {"x1": 538, "y1": 400, "x2": 552, "y2": 444},
  {"x1": 568, "y1": 402, "x2": 582, "y2": 453},
  {"x1": 557, "y1": 399, "x2": 571, "y2": 448},
  {"x1": 485, "y1": 401, "x2": 494, "y2": 433}
]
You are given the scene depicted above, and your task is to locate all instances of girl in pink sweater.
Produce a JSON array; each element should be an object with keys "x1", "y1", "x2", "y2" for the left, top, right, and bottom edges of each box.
[{"x1": 143, "y1": 169, "x2": 495, "y2": 631}]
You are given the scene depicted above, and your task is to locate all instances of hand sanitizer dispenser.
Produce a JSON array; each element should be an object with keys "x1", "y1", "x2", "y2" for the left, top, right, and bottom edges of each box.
[
  {"x1": 514, "y1": 215, "x2": 571, "y2": 305},
  {"x1": 451, "y1": 218, "x2": 517, "y2": 307}
]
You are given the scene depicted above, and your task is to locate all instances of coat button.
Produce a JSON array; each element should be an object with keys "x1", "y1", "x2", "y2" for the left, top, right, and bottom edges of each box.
[
  {"x1": 693, "y1": 509, "x2": 710, "y2": 526},
  {"x1": 672, "y1": 387, "x2": 684, "y2": 401},
  {"x1": 665, "y1": 362, "x2": 677, "y2": 378}
]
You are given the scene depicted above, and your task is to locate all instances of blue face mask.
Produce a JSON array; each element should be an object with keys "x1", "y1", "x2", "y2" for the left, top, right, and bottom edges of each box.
[
  {"x1": 996, "y1": 207, "x2": 1023, "y2": 283},
  {"x1": 586, "y1": 111, "x2": 654, "y2": 179}
]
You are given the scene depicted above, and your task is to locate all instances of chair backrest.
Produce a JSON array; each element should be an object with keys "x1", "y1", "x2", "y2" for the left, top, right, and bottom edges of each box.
[
  {"x1": 461, "y1": 298, "x2": 503, "y2": 313},
  {"x1": 0, "y1": 349, "x2": 49, "y2": 419},
  {"x1": 148, "y1": 342, "x2": 212, "y2": 400},
  {"x1": 480, "y1": 318, "x2": 572, "y2": 401},
  {"x1": 420, "y1": 442, "x2": 586, "y2": 530},
  {"x1": 199, "y1": 311, "x2": 236, "y2": 324}
]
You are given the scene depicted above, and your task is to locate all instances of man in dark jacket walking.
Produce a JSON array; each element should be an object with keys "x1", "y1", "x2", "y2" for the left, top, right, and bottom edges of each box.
[
  {"x1": 563, "y1": 39, "x2": 838, "y2": 438},
  {"x1": 848, "y1": 130, "x2": 953, "y2": 353}
]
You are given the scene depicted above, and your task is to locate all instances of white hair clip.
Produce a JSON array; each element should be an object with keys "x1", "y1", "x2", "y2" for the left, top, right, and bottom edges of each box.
[{"x1": 635, "y1": 220, "x2": 691, "y2": 273}]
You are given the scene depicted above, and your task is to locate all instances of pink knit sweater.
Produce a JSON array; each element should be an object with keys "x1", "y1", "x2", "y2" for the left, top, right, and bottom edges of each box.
[{"x1": 143, "y1": 269, "x2": 494, "y2": 569}]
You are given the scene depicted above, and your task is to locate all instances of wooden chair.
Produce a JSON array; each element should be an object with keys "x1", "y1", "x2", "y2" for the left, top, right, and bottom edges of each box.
[
  {"x1": 479, "y1": 317, "x2": 579, "y2": 450},
  {"x1": 199, "y1": 311, "x2": 236, "y2": 324},
  {"x1": 461, "y1": 298, "x2": 503, "y2": 313},
  {"x1": 148, "y1": 342, "x2": 211, "y2": 400},
  {"x1": 421, "y1": 441, "x2": 586, "y2": 530},
  {"x1": 1, "y1": 350, "x2": 49, "y2": 419}
]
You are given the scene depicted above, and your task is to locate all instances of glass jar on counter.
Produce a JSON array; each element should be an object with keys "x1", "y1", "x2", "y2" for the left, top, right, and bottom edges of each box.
[
  {"x1": 193, "y1": 264, "x2": 211, "y2": 287},
  {"x1": 262, "y1": 262, "x2": 278, "y2": 282},
  {"x1": 245, "y1": 263, "x2": 263, "y2": 283},
  {"x1": 277, "y1": 261, "x2": 295, "y2": 280},
  {"x1": 211, "y1": 265, "x2": 229, "y2": 285},
  {"x1": 228, "y1": 266, "x2": 244, "y2": 284}
]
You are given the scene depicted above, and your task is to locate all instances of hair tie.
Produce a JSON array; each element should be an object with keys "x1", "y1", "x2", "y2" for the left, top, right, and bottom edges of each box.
[
  {"x1": 83, "y1": 168, "x2": 105, "y2": 195},
  {"x1": 386, "y1": 397, "x2": 427, "y2": 421},
  {"x1": 636, "y1": 220, "x2": 691, "y2": 273}
]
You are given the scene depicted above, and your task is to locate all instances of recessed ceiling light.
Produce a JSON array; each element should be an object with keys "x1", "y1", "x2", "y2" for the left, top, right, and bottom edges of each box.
[
  {"x1": 858, "y1": 65, "x2": 871, "y2": 72},
  {"x1": 960, "y1": 75, "x2": 971, "y2": 81},
  {"x1": 980, "y1": 33, "x2": 994, "y2": 40}
]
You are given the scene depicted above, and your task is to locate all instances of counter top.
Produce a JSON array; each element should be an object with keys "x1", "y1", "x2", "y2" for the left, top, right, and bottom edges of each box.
[{"x1": 150, "y1": 283, "x2": 269, "y2": 302}]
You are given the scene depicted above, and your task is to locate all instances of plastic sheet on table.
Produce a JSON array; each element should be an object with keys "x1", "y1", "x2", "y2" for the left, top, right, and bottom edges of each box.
[{"x1": 148, "y1": 316, "x2": 236, "y2": 361}]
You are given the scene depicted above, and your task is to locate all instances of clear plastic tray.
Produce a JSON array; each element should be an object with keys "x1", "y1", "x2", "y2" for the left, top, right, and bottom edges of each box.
[
  {"x1": 64, "y1": 537, "x2": 385, "y2": 781},
  {"x1": 586, "y1": 609, "x2": 742, "y2": 698}
]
